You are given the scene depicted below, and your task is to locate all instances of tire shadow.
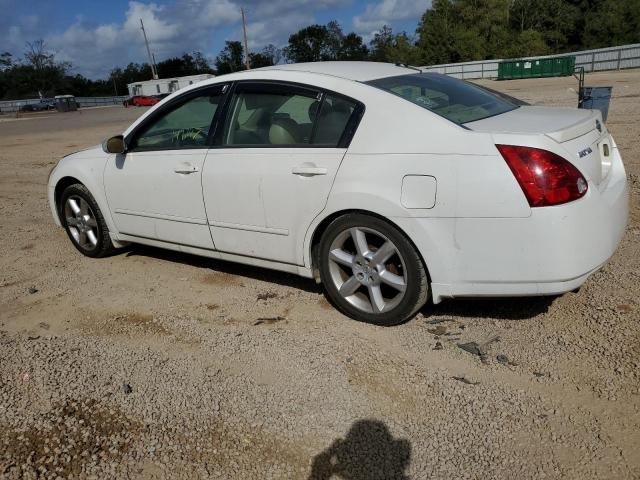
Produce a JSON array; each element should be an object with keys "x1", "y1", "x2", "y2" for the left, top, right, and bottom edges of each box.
[{"x1": 308, "y1": 419, "x2": 411, "y2": 480}]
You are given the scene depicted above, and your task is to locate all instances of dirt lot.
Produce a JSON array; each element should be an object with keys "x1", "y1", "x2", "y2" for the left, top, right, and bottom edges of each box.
[{"x1": 1, "y1": 70, "x2": 639, "y2": 479}]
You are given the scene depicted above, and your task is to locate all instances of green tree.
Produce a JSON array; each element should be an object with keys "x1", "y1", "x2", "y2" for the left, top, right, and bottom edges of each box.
[
  {"x1": 505, "y1": 29, "x2": 550, "y2": 57},
  {"x1": 283, "y1": 25, "x2": 333, "y2": 62},
  {"x1": 369, "y1": 25, "x2": 395, "y2": 62},
  {"x1": 214, "y1": 41, "x2": 245, "y2": 74},
  {"x1": 249, "y1": 44, "x2": 282, "y2": 68},
  {"x1": 22, "y1": 39, "x2": 70, "y2": 96},
  {"x1": 157, "y1": 52, "x2": 213, "y2": 78},
  {"x1": 339, "y1": 33, "x2": 369, "y2": 60},
  {"x1": 416, "y1": 0, "x2": 457, "y2": 64},
  {"x1": 284, "y1": 22, "x2": 368, "y2": 62},
  {"x1": 0, "y1": 52, "x2": 12, "y2": 70},
  {"x1": 386, "y1": 33, "x2": 421, "y2": 64},
  {"x1": 582, "y1": 0, "x2": 640, "y2": 48}
]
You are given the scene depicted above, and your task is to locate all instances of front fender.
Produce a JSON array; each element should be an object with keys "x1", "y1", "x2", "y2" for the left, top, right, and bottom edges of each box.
[{"x1": 48, "y1": 147, "x2": 119, "y2": 237}]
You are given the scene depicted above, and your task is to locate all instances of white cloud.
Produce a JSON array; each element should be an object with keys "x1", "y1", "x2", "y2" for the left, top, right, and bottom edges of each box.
[
  {"x1": 353, "y1": 0, "x2": 431, "y2": 38},
  {"x1": 0, "y1": 0, "x2": 426, "y2": 78},
  {"x1": 36, "y1": 0, "x2": 350, "y2": 77}
]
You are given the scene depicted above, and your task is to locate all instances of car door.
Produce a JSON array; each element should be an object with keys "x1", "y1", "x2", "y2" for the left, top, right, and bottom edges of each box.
[
  {"x1": 104, "y1": 84, "x2": 227, "y2": 249},
  {"x1": 202, "y1": 81, "x2": 363, "y2": 265}
]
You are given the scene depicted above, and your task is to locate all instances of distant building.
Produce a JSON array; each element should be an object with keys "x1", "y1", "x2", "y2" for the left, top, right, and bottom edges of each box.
[{"x1": 126, "y1": 74, "x2": 214, "y2": 96}]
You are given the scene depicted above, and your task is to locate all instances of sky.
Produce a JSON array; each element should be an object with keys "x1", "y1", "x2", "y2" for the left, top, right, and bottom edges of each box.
[{"x1": 1, "y1": 0, "x2": 432, "y2": 79}]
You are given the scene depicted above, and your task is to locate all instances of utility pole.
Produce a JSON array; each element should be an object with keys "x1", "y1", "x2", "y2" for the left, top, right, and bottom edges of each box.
[
  {"x1": 140, "y1": 18, "x2": 159, "y2": 79},
  {"x1": 241, "y1": 7, "x2": 250, "y2": 70}
]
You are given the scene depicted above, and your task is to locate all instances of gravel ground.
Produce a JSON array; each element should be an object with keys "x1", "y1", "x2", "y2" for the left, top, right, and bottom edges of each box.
[{"x1": 1, "y1": 70, "x2": 639, "y2": 479}]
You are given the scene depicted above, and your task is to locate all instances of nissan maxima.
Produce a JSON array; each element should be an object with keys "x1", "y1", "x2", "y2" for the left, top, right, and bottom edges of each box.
[{"x1": 48, "y1": 62, "x2": 628, "y2": 325}]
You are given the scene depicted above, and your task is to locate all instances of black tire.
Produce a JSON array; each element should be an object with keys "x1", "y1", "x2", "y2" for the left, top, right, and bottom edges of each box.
[
  {"x1": 59, "y1": 183, "x2": 115, "y2": 258},
  {"x1": 318, "y1": 213, "x2": 429, "y2": 326}
]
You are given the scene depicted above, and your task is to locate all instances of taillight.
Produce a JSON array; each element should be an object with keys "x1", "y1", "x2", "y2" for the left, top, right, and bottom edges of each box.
[{"x1": 496, "y1": 145, "x2": 588, "y2": 207}]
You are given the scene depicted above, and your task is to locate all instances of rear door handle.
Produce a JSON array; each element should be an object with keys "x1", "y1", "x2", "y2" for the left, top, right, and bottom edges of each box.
[
  {"x1": 174, "y1": 164, "x2": 199, "y2": 174},
  {"x1": 292, "y1": 165, "x2": 327, "y2": 176}
]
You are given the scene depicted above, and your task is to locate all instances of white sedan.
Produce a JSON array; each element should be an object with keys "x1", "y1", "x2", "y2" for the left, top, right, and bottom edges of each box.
[{"x1": 48, "y1": 62, "x2": 628, "y2": 325}]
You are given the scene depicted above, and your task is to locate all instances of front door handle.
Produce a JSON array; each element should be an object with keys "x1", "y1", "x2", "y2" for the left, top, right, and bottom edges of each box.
[
  {"x1": 292, "y1": 164, "x2": 327, "y2": 176},
  {"x1": 174, "y1": 163, "x2": 199, "y2": 174}
]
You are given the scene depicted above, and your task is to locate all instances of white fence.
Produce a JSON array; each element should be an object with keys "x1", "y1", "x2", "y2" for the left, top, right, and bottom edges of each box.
[
  {"x1": 421, "y1": 43, "x2": 640, "y2": 79},
  {"x1": 0, "y1": 96, "x2": 128, "y2": 114}
]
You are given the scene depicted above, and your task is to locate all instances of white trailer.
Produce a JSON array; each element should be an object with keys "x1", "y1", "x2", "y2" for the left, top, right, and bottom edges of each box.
[{"x1": 127, "y1": 74, "x2": 214, "y2": 96}]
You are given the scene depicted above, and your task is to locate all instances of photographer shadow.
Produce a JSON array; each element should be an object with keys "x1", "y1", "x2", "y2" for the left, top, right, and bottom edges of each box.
[{"x1": 309, "y1": 419, "x2": 411, "y2": 480}]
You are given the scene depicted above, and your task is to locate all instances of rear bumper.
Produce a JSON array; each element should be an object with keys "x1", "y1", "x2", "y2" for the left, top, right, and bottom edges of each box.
[{"x1": 398, "y1": 144, "x2": 629, "y2": 304}]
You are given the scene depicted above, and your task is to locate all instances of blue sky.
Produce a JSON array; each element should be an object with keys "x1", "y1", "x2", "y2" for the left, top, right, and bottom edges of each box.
[{"x1": 1, "y1": 0, "x2": 431, "y2": 79}]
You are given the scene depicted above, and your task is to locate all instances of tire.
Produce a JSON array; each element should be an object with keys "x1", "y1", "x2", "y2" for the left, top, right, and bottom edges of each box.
[
  {"x1": 59, "y1": 183, "x2": 115, "y2": 258},
  {"x1": 319, "y1": 213, "x2": 429, "y2": 326}
]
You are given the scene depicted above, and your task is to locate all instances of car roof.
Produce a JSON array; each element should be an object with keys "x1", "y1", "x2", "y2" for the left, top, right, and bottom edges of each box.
[{"x1": 256, "y1": 61, "x2": 421, "y2": 82}]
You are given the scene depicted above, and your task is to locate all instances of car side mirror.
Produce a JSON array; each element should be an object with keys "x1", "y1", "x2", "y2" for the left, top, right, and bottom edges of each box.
[{"x1": 102, "y1": 135, "x2": 126, "y2": 154}]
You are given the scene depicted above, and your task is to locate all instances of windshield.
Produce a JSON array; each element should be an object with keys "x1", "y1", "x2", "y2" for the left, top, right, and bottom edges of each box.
[{"x1": 365, "y1": 73, "x2": 519, "y2": 125}]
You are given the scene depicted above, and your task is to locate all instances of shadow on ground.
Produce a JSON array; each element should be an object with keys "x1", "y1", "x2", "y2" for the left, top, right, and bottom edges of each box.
[
  {"x1": 124, "y1": 244, "x2": 322, "y2": 294},
  {"x1": 124, "y1": 245, "x2": 557, "y2": 322},
  {"x1": 308, "y1": 419, "x2": 411, "y2": 480},
  {"x1": 424, "y1": 295, "x2": 557, "y2": 321}
]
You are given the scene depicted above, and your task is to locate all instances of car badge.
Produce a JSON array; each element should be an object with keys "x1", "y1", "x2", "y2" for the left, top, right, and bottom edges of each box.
[
  {"x1": 595, "y1": 119, "x2": 602, "y2": 133},
  {"x1": 578, "y1": 146, "x2": 593, "y2": 159}
]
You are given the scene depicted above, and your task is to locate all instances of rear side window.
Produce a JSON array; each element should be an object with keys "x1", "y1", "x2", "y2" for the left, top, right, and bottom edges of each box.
[
  {"x1": 314, "y1": 94, "x2": 356, "y2": 145},
  {"x1": 366, "y1": 73, "x2": 518, "y2": 125},
  {"x1": 224, "y1": 90, "x2": 318, "y2": 146},
  {"x1": 221, "y1": 83, "x2": 360, "y2": 147}
]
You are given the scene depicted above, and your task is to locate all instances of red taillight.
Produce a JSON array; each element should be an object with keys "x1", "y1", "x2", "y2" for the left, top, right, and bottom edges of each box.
[{"x1": 496, "y1": 145, "x2": 588, "y2": 207}]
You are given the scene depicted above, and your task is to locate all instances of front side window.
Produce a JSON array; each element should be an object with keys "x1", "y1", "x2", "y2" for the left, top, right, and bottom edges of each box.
[
  {"x1": 222, "y1": 84, "x2": 360, "y2": 147},
  {"x1": 365, "y1": 73, "x2": 518, "y2": 125},
  {"x1": 131, "y1": 90, "x2": 223, "y2": 150}
]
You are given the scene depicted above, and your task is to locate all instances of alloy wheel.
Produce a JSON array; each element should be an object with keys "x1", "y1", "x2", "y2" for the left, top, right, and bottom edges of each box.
[
  {"x1": 64, "y1": 195, "x2": 99, "y2": 251},
  {"x1": 327, "y1": 227, "x2": 407, "y2": 314}
]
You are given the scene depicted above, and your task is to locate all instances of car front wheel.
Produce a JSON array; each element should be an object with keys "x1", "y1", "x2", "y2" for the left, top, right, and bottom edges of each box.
[
  {"x1": 60, "y1": 183, "x2": 115, "y2": 258},
  {"x1": 319, "y1": 213, "x2": 429, "y2": 326}
]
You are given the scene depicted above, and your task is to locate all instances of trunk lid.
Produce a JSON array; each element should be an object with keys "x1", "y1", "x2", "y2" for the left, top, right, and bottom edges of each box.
[{"x1": 466, "y1": 106, "x2": 610, "y2": 185}]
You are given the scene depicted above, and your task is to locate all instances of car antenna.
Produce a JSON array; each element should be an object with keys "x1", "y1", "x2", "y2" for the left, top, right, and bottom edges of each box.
[{"x1": 395, "y1": 63, "x2": 423, "y2": 72}]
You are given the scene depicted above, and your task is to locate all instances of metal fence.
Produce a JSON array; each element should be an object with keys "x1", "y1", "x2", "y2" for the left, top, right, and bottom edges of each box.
[
  {"x1": 0, "y1": 95, "x2": 128, "y2": 114},
  {"x1": 421, "y1": 43, "x2": 640, "y2": 80}
]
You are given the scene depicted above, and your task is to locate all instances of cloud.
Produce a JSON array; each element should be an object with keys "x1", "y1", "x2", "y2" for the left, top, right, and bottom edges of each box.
[
  {"x1": 0, "y1": 0, "x2": 426, "y2": 79},
  {"x1": 2, "y1": 0, "x2": 352, "y2": 78},
  {"x1": 353, "y1": 0, "x2": 431, "y2": 38}
]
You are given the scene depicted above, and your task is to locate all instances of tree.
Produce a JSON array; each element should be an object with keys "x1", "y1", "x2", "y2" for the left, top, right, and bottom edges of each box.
[
  {"x1": 18, "y1": 40, "x2": 70, "y2": 97},
  {"x1": 582, "y1": 0, "x2": 640, "y2": 49},
  {"x1": 416, "y1": 0, "x2": 457, "y2": 64},
  {"x1": 386, "y1": 33, "x2": 421, "y2": 65},
  {"x1": 157, "y1": 52, "x2": 213, "y2": 78},
  {"x1": 0, "y1": 52, "x2": 12, "y2": 70},
  {"x1": 214, "y1": 41, "x2": 244, "y2": 74},
  {"x1": 284, "y1": 25, "x2": 334, "y2": 62},
  {"x1": 339, "y1": 33, "x2": 369, "y2": 60},
  {"x1": 262, "y1": 44, "x2": 283, "y2": 65},
  {"x1": 369, "y1": 25, "x2": 395, "y2": 62},
  {"x1": 249, "y1": 45, "x2": 282, "y2": 68},
  {"x1": 284, "y1": 22, "x2": 369, "y2": 63}
]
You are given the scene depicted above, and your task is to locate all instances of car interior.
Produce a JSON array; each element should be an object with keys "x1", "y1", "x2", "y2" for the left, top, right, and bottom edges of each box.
[{"x1": 225, "y1": 92, "x2": 354, "y2": 146}]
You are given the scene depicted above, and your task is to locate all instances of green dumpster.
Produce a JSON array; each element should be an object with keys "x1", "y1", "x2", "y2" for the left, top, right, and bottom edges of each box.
[{"x1": 498, "y1": 56, "x2": 575, "y2": 80}]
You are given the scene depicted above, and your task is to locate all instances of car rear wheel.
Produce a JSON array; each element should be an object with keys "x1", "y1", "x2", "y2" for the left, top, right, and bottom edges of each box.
[
  {"x1": 319, "y1": 213, "x2": 428, "y2": 326},
  {"x1": 60, "y1": 184, "x2": 115, "y2": 258}
]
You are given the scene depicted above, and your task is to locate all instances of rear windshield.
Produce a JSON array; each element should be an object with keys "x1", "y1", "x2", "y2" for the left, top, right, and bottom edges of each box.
[{"x1": 365, "y1": 73, "x2": 519, "y2": 125}]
